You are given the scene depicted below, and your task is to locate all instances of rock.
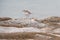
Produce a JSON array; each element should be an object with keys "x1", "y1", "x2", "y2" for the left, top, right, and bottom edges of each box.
[{"x1": 0, "y1": 17, "x2": 12, "y2": 21}]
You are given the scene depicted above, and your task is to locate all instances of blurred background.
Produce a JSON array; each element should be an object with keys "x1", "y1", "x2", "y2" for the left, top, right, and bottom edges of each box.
[{"x1": 0, "y1": 0, "x2": 60, "y2": 18}]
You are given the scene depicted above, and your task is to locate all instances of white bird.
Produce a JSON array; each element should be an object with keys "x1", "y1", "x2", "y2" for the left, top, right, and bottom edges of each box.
[{"x1": 22, "y1": 9, "x2": 32, "y2": 18}]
